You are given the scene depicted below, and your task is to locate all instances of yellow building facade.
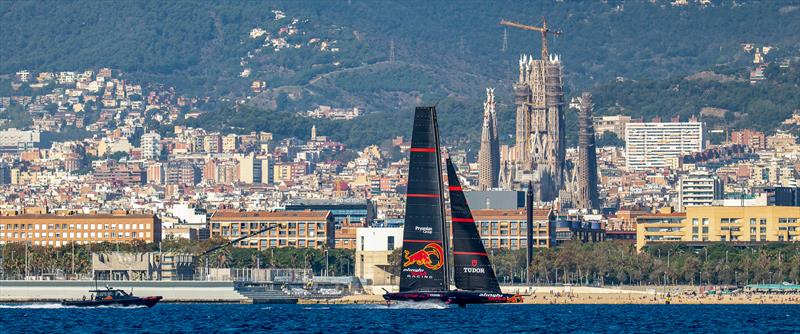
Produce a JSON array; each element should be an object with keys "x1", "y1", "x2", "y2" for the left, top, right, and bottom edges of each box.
[{"x1": 637, "y1": 206, "x2": 800, "y2": 250}]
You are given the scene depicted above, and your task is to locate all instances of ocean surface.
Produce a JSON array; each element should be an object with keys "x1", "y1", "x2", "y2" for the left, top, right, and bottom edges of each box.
[{"x1": 1, "y1": 303, "x2": 799, "y2": 333}]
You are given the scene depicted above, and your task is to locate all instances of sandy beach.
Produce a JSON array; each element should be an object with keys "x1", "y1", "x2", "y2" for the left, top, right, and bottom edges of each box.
[{"x1": 308, "y1": 286, "x2": 800, "y2": 305}]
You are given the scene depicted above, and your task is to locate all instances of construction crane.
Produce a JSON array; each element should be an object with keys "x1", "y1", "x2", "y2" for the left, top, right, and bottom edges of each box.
[{"x1": 500, "y1": 18, "x2": 562, "y2": 62}]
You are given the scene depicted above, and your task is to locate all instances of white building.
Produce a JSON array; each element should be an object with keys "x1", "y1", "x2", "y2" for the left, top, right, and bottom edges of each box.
[
  {"x1": 678, "y1": 170, "x2": 722, "y2": 211},
  {"x1": 167, "y1": 203, "x2": 208, "y2": 227},
  {"x1": 140, "y1": 132, "x2": 161, "y2": 160},
  {"x1": 355, "y1": 227, "x2": 403, "y2": 286},
  {"x1": 625, "y1": 122, "x2": 704, "y2": 170},
  {"x1": 0, "y1": 128, "x2": 40, "y2": 153}
]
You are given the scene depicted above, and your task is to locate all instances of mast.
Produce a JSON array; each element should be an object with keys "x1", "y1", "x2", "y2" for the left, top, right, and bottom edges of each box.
[{"x1": 432, "y1": 107, "x2": 451, "y2": 289}]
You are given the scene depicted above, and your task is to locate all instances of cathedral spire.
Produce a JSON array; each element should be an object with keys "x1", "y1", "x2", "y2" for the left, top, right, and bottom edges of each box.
[{"x1": 478, "y1": 88, "x2": 500, "y2": 190}]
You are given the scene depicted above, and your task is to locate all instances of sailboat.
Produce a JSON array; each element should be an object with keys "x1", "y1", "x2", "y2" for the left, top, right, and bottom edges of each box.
[{"x1": 383, "y1": 106, "x2": 523, "y2": 306}]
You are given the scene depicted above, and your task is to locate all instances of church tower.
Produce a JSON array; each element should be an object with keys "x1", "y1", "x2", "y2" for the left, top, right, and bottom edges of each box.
[
  {"x1": 513, "y1": 54, "x2": 565, "y2": 202},
  {"x1": 574, "y1": 92, "x2": 600, "y2": 210},
  {"x1": 478, "y1": 88, "x2": 500, "y2": 190}
]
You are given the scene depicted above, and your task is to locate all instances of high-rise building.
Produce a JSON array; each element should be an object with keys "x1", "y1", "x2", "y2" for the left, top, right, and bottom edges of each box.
[
  {"x1": 140, "y1": 132, "x2": 161, "y2": 160},
  {"x1": 574, "y1": 93, "x2": 600, "y2": 210},
  {"x1": 513, "y1": 54, "x2": 565, "y2": 202},
  {"x1": 678, "y1": 170, "x2": 723, "y2": 211},
  {"x1": 625, "y1": 121, "x2": 704, "y2": 170},
  {"x1": 238, "y1": 153, "x2": 271, "y2": 184},
  {"x1": 478, "y1": 88, "x2": 500, "y2": 190}
]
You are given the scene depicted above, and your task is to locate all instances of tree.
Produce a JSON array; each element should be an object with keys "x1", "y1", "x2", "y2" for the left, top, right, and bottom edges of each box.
[{"x1": 596, "y1": 132, "x2": 625, "y2": 148}]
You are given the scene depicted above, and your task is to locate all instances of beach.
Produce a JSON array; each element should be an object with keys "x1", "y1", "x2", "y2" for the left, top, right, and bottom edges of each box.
[
  {"x1": 310, "y1": 286, "x2": 800, "y2": 305},
  {"x1": 2, "y1": 281, "x2": 797, "y2": 305}
]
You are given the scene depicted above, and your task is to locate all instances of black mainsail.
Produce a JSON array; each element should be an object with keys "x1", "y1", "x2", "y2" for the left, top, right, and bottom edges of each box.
[
  {"x1": 398, "y1": 106, "x2": 449, "y2": 292},
  {"x1": 445, "y1": 158, "x2": 501, "y2": 293}
]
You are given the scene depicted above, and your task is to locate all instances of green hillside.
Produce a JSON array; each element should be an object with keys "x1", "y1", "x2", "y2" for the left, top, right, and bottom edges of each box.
[
  {"x1": 2, "y1": 1, "x2": 798, "y2": 97},
  {"x1": 2, "y1": 1, "x2": 799, "y2": 150}
]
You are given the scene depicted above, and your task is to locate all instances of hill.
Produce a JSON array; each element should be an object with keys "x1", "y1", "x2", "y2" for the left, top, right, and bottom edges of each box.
[
  {"x1": 2, "y1": 1, "x2": 799, "y2": 106},
  {"x1": 2, "y1": 1, "x2": 799, "y2": 151}
]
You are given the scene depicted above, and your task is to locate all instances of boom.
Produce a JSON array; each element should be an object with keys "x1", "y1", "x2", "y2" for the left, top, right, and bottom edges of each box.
[{"x1": 500, "y1": 18, "x2": 562, "y2": 62}]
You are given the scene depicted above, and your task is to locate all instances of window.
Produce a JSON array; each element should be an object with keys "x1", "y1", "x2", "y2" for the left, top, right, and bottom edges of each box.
[
  {"x1": 702, "y1": 227, "x2": 709, "y2": 233},
  {"x1": 360, "y1": 236, "x2": 364, "y2": 251},
  {"x1": 750, "y1": 218, "x2": 756, "y2": 226},
  {"x1": 760, "y1": 219, "x2": 767, "y2": 225},
  {"x1": 692, "y1": 218, "x2": 699, "y2": 226},
  {"x1": 387, "y1": 236, "x2": 395, "y2": 250},
  {"x1": 702, "y1": 218, "x2": 709, "y2": 226}
]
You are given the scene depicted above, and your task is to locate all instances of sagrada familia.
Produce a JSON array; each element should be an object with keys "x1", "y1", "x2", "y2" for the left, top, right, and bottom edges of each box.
[{"x1": 477, "y1": 34, "x2": 599, "y2": 210}]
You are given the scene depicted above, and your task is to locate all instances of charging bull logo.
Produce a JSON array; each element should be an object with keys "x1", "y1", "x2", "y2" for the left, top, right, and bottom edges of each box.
[{"x1": 403, "y1": 243, "x2": 444, "y2": 270}]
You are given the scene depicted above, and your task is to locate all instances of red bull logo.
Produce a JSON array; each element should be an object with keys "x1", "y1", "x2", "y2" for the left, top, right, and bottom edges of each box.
[{"x1": 403, "y1": 243, "x2": 444, "y2": 270}]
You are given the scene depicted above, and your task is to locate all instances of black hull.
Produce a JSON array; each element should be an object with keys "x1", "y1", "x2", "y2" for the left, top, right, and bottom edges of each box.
[
  {"x1": 62, "y1": 296, "x2": 162, "y2": 308},
  {"x1": 383, "y1": 290, "x2": 522, "y2": 305}
]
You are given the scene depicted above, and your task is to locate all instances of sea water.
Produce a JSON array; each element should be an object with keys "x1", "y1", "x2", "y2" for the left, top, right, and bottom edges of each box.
[{"x1": 0, "y1": 303, "x2": 798, "y2": 333}]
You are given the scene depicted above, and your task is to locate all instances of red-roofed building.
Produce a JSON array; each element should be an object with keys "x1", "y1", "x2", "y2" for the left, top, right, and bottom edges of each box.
[{"x1": 209, "y1": 210, "x2": 334, "y2": 249}]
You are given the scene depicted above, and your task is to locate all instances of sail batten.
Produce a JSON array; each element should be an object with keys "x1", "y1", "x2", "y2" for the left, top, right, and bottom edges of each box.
[{"x1": 446, "y1": 159, "x2": 502, "y2": 293}]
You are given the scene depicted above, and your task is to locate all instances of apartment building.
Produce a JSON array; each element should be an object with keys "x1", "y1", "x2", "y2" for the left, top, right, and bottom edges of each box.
[
  {"x1": 209, "y1": 210, "x2": 334, "y2": 249},
  {"x1": 678, "y1": 170, "x2": 723, "y2": 211},
  {"x1": 0, "y1": 210, "x2": 161, "y2": 247},
  {"x1": 636, "y1": 206, "x2": 800, "y2": 250},
  {"x1": 471, "y1": 209, "x2": 555, "y2": 249},
  {"x1": 625, "y1": 122, "x2": 704, "y2": 170}
]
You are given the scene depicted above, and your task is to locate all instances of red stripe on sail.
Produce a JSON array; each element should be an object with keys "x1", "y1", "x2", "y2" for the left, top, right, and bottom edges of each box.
[
  {"x1": 404, "y1": 239, "x2": 443, "y2": 243},
  {"x1": 410, "y1": 147, "x2": 436, "y2": 153},
  {"x1": 453, "y1": 251, "x2": 488, "y2": 256},
  {"x1": 448, "y1": 186, "x2": 462, "y2": 191},
  {"x1": 451, "y1": 217, "x2": 474, "y2": 223},
  {"x1": 407, "y1": 193, "x2": 439, "y2": 198}
]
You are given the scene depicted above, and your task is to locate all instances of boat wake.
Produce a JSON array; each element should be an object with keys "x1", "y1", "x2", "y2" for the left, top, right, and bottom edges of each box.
[
  {"x1": 0, "y1": 303, "x2": 67, "y2": 309},
  {"x1": 352, "y1": 301, "x2": 449, "y2": 310},
  {"x1": 0, "y1": 303, "x2": 148, "y2": 309}
]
